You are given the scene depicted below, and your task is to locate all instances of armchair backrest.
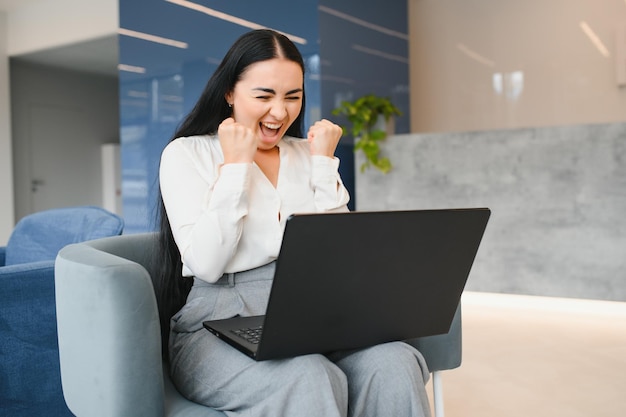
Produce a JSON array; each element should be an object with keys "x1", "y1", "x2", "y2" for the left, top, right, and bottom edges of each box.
[
  {"x1": 56, "y1": 232, "x2": 226, "y2": 417},
  {"x1": 55, "y1": 233, "x2": 164, "y2": 417},
  {"x1": 5, "y1": 206, "x2": 124, "y2": 265}
]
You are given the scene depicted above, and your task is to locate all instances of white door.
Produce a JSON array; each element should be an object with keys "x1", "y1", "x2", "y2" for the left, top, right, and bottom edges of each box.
[{"x1": 27, "y1": 104, "x2": 102, "y2": 214}]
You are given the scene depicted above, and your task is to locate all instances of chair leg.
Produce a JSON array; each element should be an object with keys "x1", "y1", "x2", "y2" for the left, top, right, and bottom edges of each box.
[{"x1": 432, "y1": 371, "x2": 444, "y2": 417}]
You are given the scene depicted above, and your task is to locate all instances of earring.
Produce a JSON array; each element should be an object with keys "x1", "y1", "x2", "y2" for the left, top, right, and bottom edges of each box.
[{"x1": 228, "y1": 103, "x2": 233, "y2": 108}]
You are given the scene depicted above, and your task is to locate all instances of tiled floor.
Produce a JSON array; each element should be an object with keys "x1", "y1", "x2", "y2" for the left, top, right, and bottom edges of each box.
[{"x1": 425, "y1": 292, "x2": 626, "y2": 417}]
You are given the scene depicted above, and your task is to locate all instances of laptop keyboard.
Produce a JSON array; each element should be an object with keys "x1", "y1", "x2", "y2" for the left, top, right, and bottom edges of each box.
[{"x1": 230, "y1": 326, "x2": 263, "y2": 344}]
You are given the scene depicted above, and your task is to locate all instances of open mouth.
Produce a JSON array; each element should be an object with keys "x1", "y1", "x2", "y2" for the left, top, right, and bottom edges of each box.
[{"x1": 260, "y1": 122, "x2": 282, "y2": 138}]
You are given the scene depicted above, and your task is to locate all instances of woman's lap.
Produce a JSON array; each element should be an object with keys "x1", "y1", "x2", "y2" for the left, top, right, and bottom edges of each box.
[
  {"x1": 170, "y1": 328, "x2": 348, "y2": 416},
  {"x1": 171, "y1": 328, "x2": 431, "y2": 417},
  {"x1": 329, "y1": 342, "x2": 432, "y2": 417}
]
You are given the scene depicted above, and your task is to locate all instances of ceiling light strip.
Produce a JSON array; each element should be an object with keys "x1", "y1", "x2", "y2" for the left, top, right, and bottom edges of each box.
[
  {"x1": 118, "y1": 63, "x2": 147, "y2": 74},
  {"x1": 319, "y1": 74, "x2": 355, "y2": 85},
  {"x1": 319, "y1": 5, "x2": 408, "y2": 41},
  {"x1": 165, "y1": 0, "x2": 307, "y2": 45},
  {"x1": 580, "y1": 21, "x2": 610, "y2": 58},
  {"x1": 118, "y1": 28, "x2": 188, "y2": 49},
  {"x1": 351, "y1": 44, "x2": 408, "y2": 64}
]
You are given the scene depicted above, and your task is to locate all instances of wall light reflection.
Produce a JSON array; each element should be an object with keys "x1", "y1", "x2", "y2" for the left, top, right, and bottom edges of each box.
[
  {"x1": 165, "y1": 0, "x2": 307, "y2": 45},
  {"x1": 118, "y1": 28, "x2": 188, "y2": 49},
  {"x1": 580, "y1": 21, "x2": 610, "y2": 58},
  {"x1": 118, "y1": 63, "x2": 147, "y2": 74},
  {"x1": 352, "y1": 44, "x2": 408, "y2": 64},
  {"x1": 457, "y1": 43, "x2": 495, "y2": 68},
  {"x1": 493, "y1": 71, "x2": 524, "y2": 101}
]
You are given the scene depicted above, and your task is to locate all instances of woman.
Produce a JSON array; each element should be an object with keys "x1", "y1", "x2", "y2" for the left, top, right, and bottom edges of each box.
[{"x1": 158, "y1": 29, "x2": 431, "y2": 417}]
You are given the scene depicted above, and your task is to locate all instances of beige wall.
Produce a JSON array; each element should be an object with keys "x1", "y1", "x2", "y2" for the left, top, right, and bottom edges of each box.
[{"x1": 409, "y1": 0, "x2": 626, "y2": 133}]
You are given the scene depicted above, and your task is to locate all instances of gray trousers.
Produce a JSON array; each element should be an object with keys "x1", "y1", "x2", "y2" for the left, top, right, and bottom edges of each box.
[{"x1": 169, "y1": 262, "x2": 432, "y2": 417}]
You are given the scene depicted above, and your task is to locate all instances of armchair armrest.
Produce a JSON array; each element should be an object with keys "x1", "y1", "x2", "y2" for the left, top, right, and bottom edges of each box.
[
  {"x1": 55, "y1": 243, "x2": 164, "y2": 417},
  {"x1": 406, "y1": 302, "x2": 462, "y2": 372},
  {"x1": 0, "y1": 259, "x2": 54, "y2": 280}
]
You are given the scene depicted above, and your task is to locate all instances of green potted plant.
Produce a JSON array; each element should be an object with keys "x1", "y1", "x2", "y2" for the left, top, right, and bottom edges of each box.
[{"x1": 332, "y1": 94, "x2": 402, "y2": 174}]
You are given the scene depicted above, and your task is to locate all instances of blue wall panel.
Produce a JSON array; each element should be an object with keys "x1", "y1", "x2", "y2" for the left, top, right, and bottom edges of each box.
[{"x1": 319, "y1": 1, "x2": 410, "y2": 210}]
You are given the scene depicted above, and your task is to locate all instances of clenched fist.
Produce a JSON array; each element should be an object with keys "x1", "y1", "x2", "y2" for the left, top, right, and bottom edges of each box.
[
  {"x1": 307, "y1": 119, "x2": 342, "y2": 158},
  {"x1": 218, "y1": 118, "x2": 257, "y2": 164}
]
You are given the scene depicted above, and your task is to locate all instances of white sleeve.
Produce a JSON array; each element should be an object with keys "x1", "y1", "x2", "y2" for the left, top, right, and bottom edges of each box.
[
  {"x1": 310, "y1": 155, "x2": 350, "y2": 212},
  {"x1": 159, "y1": 140, "x2": 251, "y2": 283}
]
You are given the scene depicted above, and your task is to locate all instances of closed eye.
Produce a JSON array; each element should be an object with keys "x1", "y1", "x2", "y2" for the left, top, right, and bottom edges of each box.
[{"x1": 252, "y1": 87, "x2": 302, "y2": 101}]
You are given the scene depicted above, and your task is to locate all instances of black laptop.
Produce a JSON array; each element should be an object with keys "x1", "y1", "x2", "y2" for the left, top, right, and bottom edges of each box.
[{"x1": 203, "y1": 208, "x2": 490, "y2": 361}]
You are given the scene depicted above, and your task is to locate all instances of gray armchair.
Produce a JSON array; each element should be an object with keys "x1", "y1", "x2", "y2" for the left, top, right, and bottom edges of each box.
[{"x1": 55, "y1": 233, "x2": 461, "y2": 417}]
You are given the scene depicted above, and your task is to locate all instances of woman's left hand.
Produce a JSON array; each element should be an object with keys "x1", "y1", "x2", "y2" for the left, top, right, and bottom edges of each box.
[{"x1": 307, "y1": 119, "x2": 343, "y2": 158}]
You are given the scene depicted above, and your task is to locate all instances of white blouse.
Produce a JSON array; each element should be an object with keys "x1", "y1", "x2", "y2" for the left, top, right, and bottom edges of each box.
[{"x1": 159, "y1": 134, "x2": 350, "y2": 283}]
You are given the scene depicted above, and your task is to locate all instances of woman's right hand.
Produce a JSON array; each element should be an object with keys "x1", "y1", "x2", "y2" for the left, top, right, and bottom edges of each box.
[{"x1": 218, "y1": 117, "x2": 257, "y2": 164}]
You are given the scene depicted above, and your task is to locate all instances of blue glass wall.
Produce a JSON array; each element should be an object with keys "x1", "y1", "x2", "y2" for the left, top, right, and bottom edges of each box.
[
  {"x1": 318, "y1": 1, "x2": 410, "y2": 210},
  {"x1": 118, "y1": 0, "x2": 408, "y2": 232}
]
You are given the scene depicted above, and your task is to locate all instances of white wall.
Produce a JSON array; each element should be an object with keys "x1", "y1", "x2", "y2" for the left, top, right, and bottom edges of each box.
[
  {"x1": 101, "y1": 143, "x2": 122, "y2": 216},
  {"x1": 409, "y1": 0, "x2": 626, "y2": 133},
  {"x1": 6, "y1": 0, "x2": 118, "y2": 56},
  {"x1": 0, "y1": 12, "x2": 15, "y2": 245},
  {"x1": 10, "y1": 61, "x2": 119, "y2": 222},
  {"x1": 0, "y1": 0, "x2": 117, "y2": 244}
]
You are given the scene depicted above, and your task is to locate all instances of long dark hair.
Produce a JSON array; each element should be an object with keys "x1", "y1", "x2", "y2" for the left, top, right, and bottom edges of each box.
[{"x1": 156, "y1": 29, "x2": 306, "y2": 357}]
